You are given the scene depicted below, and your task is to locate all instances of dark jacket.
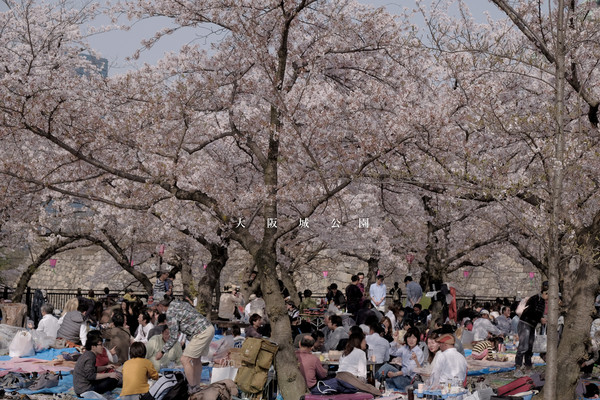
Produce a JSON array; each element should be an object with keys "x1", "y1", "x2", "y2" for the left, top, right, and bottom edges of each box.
[
  {"x1": 73, "y1": 350, "x2": 97, "y2": 395},
  {"x1": 520, "y1": 293, "x2": 546, "y2": 327}
]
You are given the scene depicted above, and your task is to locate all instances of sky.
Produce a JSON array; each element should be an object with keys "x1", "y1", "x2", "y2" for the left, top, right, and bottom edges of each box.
[{"x1": 86, "y1": 1, "x2": 503, "y2": 76}]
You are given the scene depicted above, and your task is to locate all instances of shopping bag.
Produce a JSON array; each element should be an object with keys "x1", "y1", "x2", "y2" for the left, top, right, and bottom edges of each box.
[
  {"x1": 211, "y1": 360, "x2": 238, "y2": 383},
  {"x1": 9, "y1": 330, "x2": 35, "y2": 357},
  {"x1": 532, "y1": 334, "x2": 547, "y2": 353}
]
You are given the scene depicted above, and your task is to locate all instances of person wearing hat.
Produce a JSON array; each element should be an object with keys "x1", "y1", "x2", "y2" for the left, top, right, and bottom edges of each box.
[
  {"x1": 472, "y1": 309, "x2": 503, "y2": 342},
  {"x1": 515, "y1": 281, "x2": 549, "y2": 377},
  {"x1": 218, "y1": 284, "x2": 243, "y2": 320},
  {"x1": 428, "y1": 333, "x2": 467, "y2": 388}
]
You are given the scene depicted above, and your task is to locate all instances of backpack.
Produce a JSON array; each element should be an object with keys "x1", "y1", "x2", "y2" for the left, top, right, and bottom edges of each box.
[
  {"x1": 162, "y1": 377, "x2": 189, "y2": 400},
  {"x1": 516, "y1": 296, "x2": 530, "y2": 317},
  {"x1": 392, "y1": 288, "x2": 402, "y2": 303},
  {"x1": 140, "y1": 371, "x2": 185, "y2": 400}
]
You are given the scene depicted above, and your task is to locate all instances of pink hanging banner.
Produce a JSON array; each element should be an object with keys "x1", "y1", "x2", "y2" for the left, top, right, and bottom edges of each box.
[
  {"x1": 130, "y1": 260, "x2": 134, "y2": 266},
  {"x1": 159, "y1": 244, "x2": 165, "y2": 256},
  {"x1": 406, "y1": 253, "x2": 415, "y2": 264},
  {"x1": 529, "y1": 272, "x2": 535, "y2": 279},
  {"x1": 323, "y1": 271, "x2": 328, "y2": 278},
  {"x1": 203, "y1": 264, "x2": 207, "y2": 270},
  {"x1": 377, "y1": 269, "x2": 380, "y2": 276},
  {"x1": 463, "y1": 270, "x2": 469, "y2": 278},
  {"x1": 49, "y1": 259, "x2": 57, "y2": 267}
]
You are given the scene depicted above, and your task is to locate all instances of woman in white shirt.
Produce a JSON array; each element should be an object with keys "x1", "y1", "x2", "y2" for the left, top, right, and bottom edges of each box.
[
  {"x1": 336, "y1": 332, "x2": 380, "y2": 397},
  {"x1": 377, "y1": 327, "x2": 424, "y2": 391}
]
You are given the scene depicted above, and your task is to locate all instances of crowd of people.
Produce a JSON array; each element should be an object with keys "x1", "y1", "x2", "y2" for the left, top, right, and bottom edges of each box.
[
  {"x1": 23, "y1": 267, "x2": 591, "y2": 398},
  {"x1": 30, "y1": 270, "x2": 214, "y2": 398}
]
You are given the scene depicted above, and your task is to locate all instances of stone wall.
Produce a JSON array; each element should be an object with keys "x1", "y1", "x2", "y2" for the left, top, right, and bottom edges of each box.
[{"x1": 2, "y1": 245, "x2": 542, "y2": 300}]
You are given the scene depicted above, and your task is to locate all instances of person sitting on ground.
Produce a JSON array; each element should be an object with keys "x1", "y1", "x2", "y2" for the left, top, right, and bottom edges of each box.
[
  {"x1": 37, "y1": 303, "x2": 60, "y2": 341},
  {"x1": 245, "y1": 313, "x2": 263, "y2": 338},
  {"x1": 101, "y1": 310, "x2": 132, "y2": 365},
  {"x1": 412, "y1": 303, "x2": 428, "y2": 325},
  {"x1": 326, "y1": 283, "x2": 347, "y2": 310},
  {"x1": 86, "y1": 330, "x2": 118, "y2": 370},
  {"x1": 495, "y1": 305, "x2": 513, "y2": 335},
  {"x1": 585, "y1": 383, "x2": 600, "y2": 399},
  {"x1": 473, "y1": 309, "x2": 503, "y2": 342},
  {"x1": 120, "y1": 341, "x2": 159, "y2": 400},
  {"x1": 232, "y1": 325, "x2": 245, "y2": 348},
  {"x1": 218, "y1": 284, "x2": 243, "y2": 320},
  {"x1": 335, "y1": 331, "x2": 380, "y2": 397},
  {"x1": 429, "y1": 333, "x2": 467, "y2": 388},
  {"x1": 296, "y1": 334, "x2": 329, "y2": 393},
  {"x1": 380, "y1": 316, "x2": 394, "y2": 342},
  {"x1": 73, "y1": 332, "x2": 120, "y2": 398},
  {"x1": 312, "y1": 331, "x2": 326, "y2": 352},
  {"x1": 145, "y1": 325, "x2": 183, "y2": 372},
  {"x1": 414, "y1": 331, "x2": 441, "y2": 381},
  {"x1": 57, "y1": 300, "x2": 88, "y2": 345},
  {"x1": 133, "y1": 311, "x2": 154, "y2": 343},
  {"x1": 377, "y1": 327, "x2": 424, "y2": 391},
  {"x1": 148, "y1": 313, "x2": 167, "y2": 340},
  {"x1": 324, "y1": 315, "x2": 349, "y2": 351},
  {"x1": 470, "y1": 336, "x2": 502, "y2": 361},
  {"x1": 366, "y1": 322, "x2": 390, "y2": 364},
  {"x1": 299, "y1": 289, "x2": 317, "y2": 313}
]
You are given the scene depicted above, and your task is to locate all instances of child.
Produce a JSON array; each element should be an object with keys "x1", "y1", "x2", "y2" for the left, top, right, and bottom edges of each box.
[{"x1": 120, "y1": 342, "x2": 159, "y2": 400}]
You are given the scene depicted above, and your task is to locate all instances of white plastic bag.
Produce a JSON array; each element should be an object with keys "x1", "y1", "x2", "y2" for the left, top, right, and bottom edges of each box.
[
  {"x1": 211, "y1": 360, "x2": 238, "y2": 383},
  {"x1": 9, "y1": 330, "x2": 35, "y2": 357}
]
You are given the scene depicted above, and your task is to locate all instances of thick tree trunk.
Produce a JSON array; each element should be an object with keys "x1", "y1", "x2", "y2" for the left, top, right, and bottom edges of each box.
[
  {"x1": 554, "y1": 259, "x2": 598, "y2": 399},
  {"x1": 195, "y1": 244, "x2": 228, "y2": 318},
  {"x1": 180, "y1": 261, "x2": 194, "y2": 300},
  {"x1": 256, "y1": 248, "x2": 307, "y2": 399}
]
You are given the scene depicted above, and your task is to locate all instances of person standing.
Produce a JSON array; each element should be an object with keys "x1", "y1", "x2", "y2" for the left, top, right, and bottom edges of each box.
[
  {"x1": 515, "y1": 281, "x2": 548, "y2": 377},
  {"x1": 404, "y1": 276, "x2": 423, "y2": 309},
  {"x1": 369, "y1": 274, "x2": 387, "y2": 312},
  {"x1": 346, "y1": 275, "x2": 363, "y2": 318},
  {"x1": 153, "y1": 271, "x2": 169, "y2": 301},
  {"x1": 156, "y1": 297, "x2": 215, "y2": 395}
]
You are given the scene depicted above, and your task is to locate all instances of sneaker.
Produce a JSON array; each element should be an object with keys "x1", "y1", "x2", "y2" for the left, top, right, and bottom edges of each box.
[
  {"x1": 514, "y1": 367, "x2": 524, "y2": 378},
  {"x1": 187, "y1": 384, "x2": 201, "y2": 395}
]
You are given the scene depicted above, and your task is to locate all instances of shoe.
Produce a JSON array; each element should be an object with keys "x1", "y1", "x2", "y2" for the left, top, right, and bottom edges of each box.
[
  {"x1": 188, "y1": 384, "x2": 202, "y2": 395},
  {"x1": 514, "y1": 367, "x2": 524, "y2": 378}
]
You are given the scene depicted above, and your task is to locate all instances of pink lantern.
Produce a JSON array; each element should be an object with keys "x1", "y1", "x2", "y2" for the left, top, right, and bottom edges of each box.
[
  {"x1": 203, "y1": 264, "x2": 207, "y2": 270},
  {"x1": 406, "y1": 253, "x2": 415, "y2": 264},
  {"x1": 130, "y1": 260, "x2": 134, "y2": 266},
  {"x1": 377, "y1": 269, "x2": 380, "y2": 276},
  {"x1": 159, "y1": 244, "x2": 165, "y2": 256},
  {"x1": 529, "y1": 272, "x2": 535, "y2": 279},
  {"x1": 323, "y1": 271, "x2": 328, "y2": 278},
  {"x1": 463, "y1": 270, "x2": 469, "y2": 278},
  {"x1": 49, "y1": 259, "x2": 57, "y2": 267}
]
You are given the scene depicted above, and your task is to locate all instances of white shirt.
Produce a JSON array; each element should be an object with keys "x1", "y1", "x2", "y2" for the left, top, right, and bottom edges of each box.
[
  {"x1": 338, "y1": 347, "x2": 367, "y2": 379},
  {"x1": 473, "y1": 317, "x2": 502, "y2": 341},
  {"x1": 369, "y1": 282, "x2": 387, "y2": 309},
  {"x1": 430, "y1": 347, "x2": 467, "y2": 386},
  {"x1": 366, "y1": 333, "x2": 390, "y2": 363},
  {"x1": 37, "y1": 314, "x2": 60, "y2": 340},
  {"x1": 134, "y1": 322, "x2": 155, "y2": 343}
]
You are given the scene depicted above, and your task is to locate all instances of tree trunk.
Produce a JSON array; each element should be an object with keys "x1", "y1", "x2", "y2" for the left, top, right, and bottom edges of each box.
[
  {"x1": 365, "y1": 256, "x2": 380, "y2": 290},
  {"x1": 553, "y1": 214, "x2": 600, "y2": 398},
  {"x1": 195, "y1": 243, "x2": 228, "y2": 318},
  {"x1": 279, "y1": 265, "x2": 300, "y2": 305},
  {"x1": 180, "y1": 261, "x2": 194, "y2": 300},
  {"x1": 256, "y1": 247, "x2": 307, "y2": 399},
  {"x1": 12, "y1": 237, "x2": 79, "y2": 302}
]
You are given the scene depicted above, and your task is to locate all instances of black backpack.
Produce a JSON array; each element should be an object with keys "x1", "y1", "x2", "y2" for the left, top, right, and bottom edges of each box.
[{"x1": 162, "y1": 376, "x2": 189, "y2": 400}]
